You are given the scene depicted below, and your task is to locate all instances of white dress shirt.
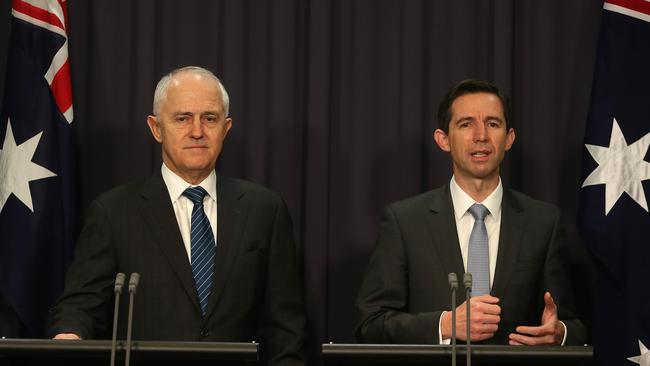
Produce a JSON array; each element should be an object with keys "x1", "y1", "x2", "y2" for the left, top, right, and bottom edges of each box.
[
  {"x1": 449, "y1": 176, "x2": 502, "y2": 284},
  {"x1": 160, "y1": 163, "x2": 218, "y2": 262}
]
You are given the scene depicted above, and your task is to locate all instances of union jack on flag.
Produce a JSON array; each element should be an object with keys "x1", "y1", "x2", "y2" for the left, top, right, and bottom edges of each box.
[{"x1": 0, "y1": 0, "x2": 76, "y2": 337}]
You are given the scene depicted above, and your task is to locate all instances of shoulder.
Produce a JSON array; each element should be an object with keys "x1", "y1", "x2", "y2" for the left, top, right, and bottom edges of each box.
[
  {"x1": 92, "y1": 176, "x2": 153, "y2": 208},
  {"x1": 505, "y1": 188, "x2": 559, "y2": 214},
  {"x1": 504, "y1": 188, "x2": 561, "y2": 229},
  {"x1": 384, "y1": 185, "x2": 447, "y2": 216},
  {"x1": 218, "y1": 175, "x2": 284, "y2": 205}
]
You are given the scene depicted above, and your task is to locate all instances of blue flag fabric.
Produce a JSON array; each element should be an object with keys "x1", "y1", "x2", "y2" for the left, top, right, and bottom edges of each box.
[
  {"x1": 578, "y1": 0, "x2": 650, "y2": 365},
  {"x1": 0, "y1": 0, "x2": 75, "y2": 338}
]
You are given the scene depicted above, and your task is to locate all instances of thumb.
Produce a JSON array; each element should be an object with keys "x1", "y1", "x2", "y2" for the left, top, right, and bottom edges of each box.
[
  {"x1": 544, "y1": 291, "x2": 556, "y2": 309},
  {"x1": 541, "y1": 291, "x2": 558, "y2": 324}
]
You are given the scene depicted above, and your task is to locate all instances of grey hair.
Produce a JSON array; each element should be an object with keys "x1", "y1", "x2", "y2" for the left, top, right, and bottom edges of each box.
[{"x1": 152, "y1": 66, "x2": 230, "y2": 117}]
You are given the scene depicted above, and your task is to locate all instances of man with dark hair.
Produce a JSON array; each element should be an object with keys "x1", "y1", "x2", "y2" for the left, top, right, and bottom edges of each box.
[
  {"x1": 48, "y1": 66, "x2": 306, "y2": 365},
  {"x1": 356, "y1": 79, "x2": 585, "y2": 345},
  {"x1": 437, "y1": 79, "x2": 512, "y2": 134}
]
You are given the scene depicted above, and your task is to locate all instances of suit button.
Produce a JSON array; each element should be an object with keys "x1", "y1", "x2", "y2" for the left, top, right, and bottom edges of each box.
[{"x1": 200, "y1": 329, "x2": 210, "y2": 338}]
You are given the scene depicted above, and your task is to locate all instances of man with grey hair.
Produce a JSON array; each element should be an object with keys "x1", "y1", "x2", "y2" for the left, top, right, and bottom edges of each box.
[{"x1": 47, "y1": 66, "x2": 306, "y2": 365}]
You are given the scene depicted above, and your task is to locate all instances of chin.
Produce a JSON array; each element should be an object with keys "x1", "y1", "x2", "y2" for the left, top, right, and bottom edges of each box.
[
  {"x1": 471, "y1": 170, "x2": 498, "y2": 180},
  {"x1": 183, "y1": 160, "x2": 215, "y2": 172}
]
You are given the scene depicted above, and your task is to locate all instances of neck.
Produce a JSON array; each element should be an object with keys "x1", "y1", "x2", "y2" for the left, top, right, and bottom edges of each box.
[
  {"x1": 182, "y1": 173, "x2": 210, "y2": 185},
  {"x1": 163, "y1": 161, "x2": 212, "y2": 185},
  {"x1": 453, "y1": 175, "x2": 499, "y2": 202}
]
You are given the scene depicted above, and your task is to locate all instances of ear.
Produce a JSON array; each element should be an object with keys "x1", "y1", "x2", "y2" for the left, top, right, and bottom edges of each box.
[
  {"x1": 224, "y1": 117, "x2": 233, "y2": 135},
  {"x1": 505, "y1": 128, "x2": 515, "y2": 151},
  {"x1": 147, "y1": 115, "x2": 163, "y2": 143},
  {"x1": 433, "y1": 129, "x2": 451, "y2": 152}
]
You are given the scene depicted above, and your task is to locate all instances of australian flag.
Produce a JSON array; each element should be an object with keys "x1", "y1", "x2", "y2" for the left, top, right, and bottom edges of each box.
[
  {"x1": 0, "y1": 0, "x2": 75, "y2": 338},
  {"x1": 578, "y1": 0, "x2": 650, "y2": 365}
]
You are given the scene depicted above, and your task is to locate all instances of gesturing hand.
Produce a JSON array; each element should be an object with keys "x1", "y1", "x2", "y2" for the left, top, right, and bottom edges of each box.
[
  {"x1": 442, "y1": 294, "x2": 501, "y2": 342},
  {"x1": 509, "y1": 291, "x2": 564, "y2": 345}
]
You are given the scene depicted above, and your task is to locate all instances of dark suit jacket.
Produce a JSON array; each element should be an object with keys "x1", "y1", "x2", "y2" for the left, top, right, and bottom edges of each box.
[
  {"x1": 356, "y1": 184, "x2": 585, "y2": 345},
  {"x1": 48, "y1": 173, "x2": 306, "y2": 366}
]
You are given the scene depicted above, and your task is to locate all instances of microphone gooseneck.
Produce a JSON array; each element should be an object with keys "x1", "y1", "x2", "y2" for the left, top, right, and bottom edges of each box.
[
  {"x1": 448, "y1": 272, "x2": 458, "y2": 366},
  {"x1": 125, "y1": 273, "x2": 140, "y2": 366},
  {"x1": 110, "y1": 273, "x2": 126, "y2": 366},
  {"x1": 463, "y1": 273, "x2": 473, "y2": 366}
]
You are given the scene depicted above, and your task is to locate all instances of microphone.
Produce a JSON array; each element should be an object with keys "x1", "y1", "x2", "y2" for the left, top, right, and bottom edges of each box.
[
  {"x1": 463, "y1": 273, "x2": 472, "y2": 366},
  {"x1": 110, "y1": 273, "x2": 126, "y2": 366},
  {"x1": 125, "y1": 273, "x2": 140, "y2": 366},
  {"x1": 447, "y1": 273, "x2": 458, "y2": 366}
]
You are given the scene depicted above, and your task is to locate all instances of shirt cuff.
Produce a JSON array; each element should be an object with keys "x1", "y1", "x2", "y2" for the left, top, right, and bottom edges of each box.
[{"x1": 439, "y1": 311, "x2": 451, "y2": 345}]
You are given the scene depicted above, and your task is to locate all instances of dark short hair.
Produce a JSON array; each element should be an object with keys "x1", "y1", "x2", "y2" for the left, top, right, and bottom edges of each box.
[{"x1": 436, "y1": 79, "x2": 511, "y2": 133}]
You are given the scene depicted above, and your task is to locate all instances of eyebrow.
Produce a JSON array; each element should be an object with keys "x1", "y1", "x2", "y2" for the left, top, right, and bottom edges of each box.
[
  {"x1": 485, "y1": 116, "x2": 505, "y2": 123},
  {"x1": 172, "y1": 110, "x2": 221, "y2": 117},
  {"x1": 455, "y1": 116, "x2": 504, "y2": 124}
]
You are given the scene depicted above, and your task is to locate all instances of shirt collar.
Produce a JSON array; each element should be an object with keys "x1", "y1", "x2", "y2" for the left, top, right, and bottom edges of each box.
[
  {"x1": 161, "y1": 163, "x2": 217, "y2": 203},
  {"x1": 449, "y1": 175, "x2": 503, "y2": 220}
]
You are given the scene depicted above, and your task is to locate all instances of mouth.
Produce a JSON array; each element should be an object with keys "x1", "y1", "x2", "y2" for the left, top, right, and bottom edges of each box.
[{"x1": 470, "y1": 150, "x2": 491, "y2": 160}]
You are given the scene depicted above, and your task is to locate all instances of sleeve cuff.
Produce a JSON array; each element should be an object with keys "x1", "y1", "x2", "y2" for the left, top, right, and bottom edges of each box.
[{"x1": 439, "y1": 311, "x2": 451, "y2": 345}]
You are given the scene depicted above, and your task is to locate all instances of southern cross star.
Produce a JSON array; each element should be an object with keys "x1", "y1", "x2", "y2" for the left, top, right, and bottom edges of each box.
[
  {"x1": 0, "y1": 119, "x2": 56, "y2": 213},
  {"x1": 628, "y1": 340, "x2": 649, "y2": 365},
  {"x1": 582, "y1": 117, "x2": 650, "y2": 215}
]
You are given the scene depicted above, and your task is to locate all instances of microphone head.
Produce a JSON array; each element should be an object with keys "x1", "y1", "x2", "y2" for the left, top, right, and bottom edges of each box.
[
  {"x1": 463, "y1": 273, "x2": 472, "y2": 289},
  {"x1": 448, "y1": 272, "x2": 458, "y2": 289},
  {"x1": 128, "y1": 273, "x2": 140, "y2": 293},
  {"x1": 114, "y1": 273, "x2": 126, "y2": 294}
]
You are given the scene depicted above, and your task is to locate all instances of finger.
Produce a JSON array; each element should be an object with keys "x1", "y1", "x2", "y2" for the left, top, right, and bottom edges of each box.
[
  {"x1": 54, "y1": 333, "x2": 81, "y2": 340},
  {"x1": 509, "y1": 332, "x2": 555, "y2": 346},
  {"x1": 515, "y1": 324, "x2": 552, "y2": 337},
  {"x1": 470, "y1": 298, "x2": 501, "y2": 314},
  {"x1": 474, "y1": 302, "x2": 502, "y2": 315},
  {"x1": 471, "y1": 322, "x2": 499, "y2": 334},
  {"x1": 472, "y1": 313, "x2": 500, "y2": 325},
  {"x1": 509, "y1": 339, "x2": 524, "y2": 345},
  {"x1": 509, "y1": 333, "x2": 537, "y2": 345},
  {"x1": 472, "y1": 294, "x2": 500, "y2": 304}
]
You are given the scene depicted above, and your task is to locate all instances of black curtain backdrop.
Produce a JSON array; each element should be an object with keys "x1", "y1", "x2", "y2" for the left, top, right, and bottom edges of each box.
[{"x1": 0, "y1": 0, "x2": 602, "y2": 362}]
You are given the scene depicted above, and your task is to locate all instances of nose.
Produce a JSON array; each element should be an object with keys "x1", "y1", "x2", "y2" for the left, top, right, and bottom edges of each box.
[
  {"x1": 190, "y1": 117, "x2": 203, "y2": 138},
  {"x1": 473, "y1": 123, "x2": 487, "y2": 142}
]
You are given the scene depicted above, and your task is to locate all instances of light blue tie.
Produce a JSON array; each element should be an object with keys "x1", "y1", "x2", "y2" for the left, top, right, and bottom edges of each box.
[
  {"x1": 183, "y1": 186, "x2": 215, "y2": 316},
  {"x1": 467, "y1": 203, "x2": 490, "y2": 296}
]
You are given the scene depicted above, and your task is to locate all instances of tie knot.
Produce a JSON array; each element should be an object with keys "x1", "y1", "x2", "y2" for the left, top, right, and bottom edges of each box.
[
  {"x1": 183, "y1": 186, "x2": 208, "y2": 205},
  {"x1": 468, "y1": 203, "x2": 489, "y2": 221}
]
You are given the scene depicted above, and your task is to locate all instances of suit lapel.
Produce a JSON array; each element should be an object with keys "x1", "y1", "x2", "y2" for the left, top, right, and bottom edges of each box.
[
  {"x1": 138, "y1": 173, "x2": 201, "y2": 313},
  {"x1": 205, "y1": 176, "x2": 247, "y2": 319},
  {"x1": 426, "y1": 185, "x2": 466, "y2": 300},
  {"x1": 491, "y1": 189, "x2": 526, "y2": 298}
]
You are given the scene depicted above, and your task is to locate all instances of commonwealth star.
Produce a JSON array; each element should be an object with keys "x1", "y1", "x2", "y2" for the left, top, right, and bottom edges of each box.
[
  {"x1": 582, "y1": 117, "x2": 650, "y2": 215},
  {"x1": 0, "y1": 119, "x2": 57, "y2": 212}
]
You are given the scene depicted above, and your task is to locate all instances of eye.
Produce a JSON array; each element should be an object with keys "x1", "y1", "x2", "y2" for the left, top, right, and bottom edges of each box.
[
  {"x1": 204, "y1": 115, "x2": 217, "y2": 123},
  {"x1": 175, "y1": 115, "x2": 189, "y2": 123},
  {"x1": 487, "y1": 120, "x2": 501, "y2": 128}
]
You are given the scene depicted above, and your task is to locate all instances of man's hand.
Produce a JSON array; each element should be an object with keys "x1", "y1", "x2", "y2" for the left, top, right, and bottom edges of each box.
[
  {"x1": 441, "y1": 294, "x2": 501, "y2": 342},
  {"x1": 509, "y1": 291, "x2": 564, "y2": 345},
  {"x1": 53, "y1": 333, "x2": 81, "y2": 340}
]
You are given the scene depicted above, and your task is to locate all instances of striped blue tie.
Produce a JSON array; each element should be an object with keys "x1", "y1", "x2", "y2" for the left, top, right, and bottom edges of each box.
[
  {"x1": 183, "y1": 186, "x2": 215, "y2": 316},
  {"x1": 467, "y1": 203, "x2": 490, "y2": 296}
]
